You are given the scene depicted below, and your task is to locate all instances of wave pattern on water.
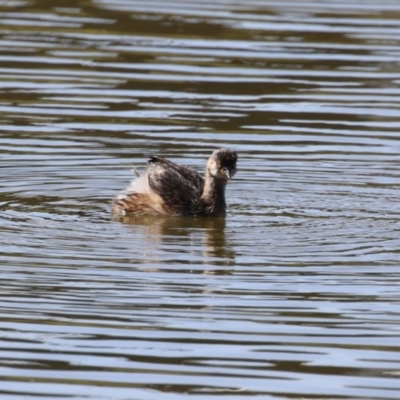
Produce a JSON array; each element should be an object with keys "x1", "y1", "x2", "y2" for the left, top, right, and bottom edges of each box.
[{"x1": 1, "y1": 0, "x2": 400, "y2": 399}]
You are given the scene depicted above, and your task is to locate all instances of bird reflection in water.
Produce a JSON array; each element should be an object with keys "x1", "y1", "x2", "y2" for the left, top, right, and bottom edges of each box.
[{"x1": 112, "y1": 213, "x2": 235, "y2": 273}]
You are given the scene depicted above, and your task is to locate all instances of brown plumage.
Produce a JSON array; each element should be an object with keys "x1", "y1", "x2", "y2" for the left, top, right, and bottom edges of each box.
[{"x1": 112, "y1": 148, "x2": 238, "y2": 217}]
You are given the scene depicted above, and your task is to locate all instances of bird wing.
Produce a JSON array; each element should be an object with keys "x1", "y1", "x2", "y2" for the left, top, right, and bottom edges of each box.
[{"x1": 146, "y1": 156, "x2": 204, "y2": 215}]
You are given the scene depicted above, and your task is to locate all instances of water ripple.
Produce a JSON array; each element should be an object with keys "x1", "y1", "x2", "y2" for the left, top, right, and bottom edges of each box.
[{"x1": 1, "y1": 0, "x2": 400, "y2": 399}]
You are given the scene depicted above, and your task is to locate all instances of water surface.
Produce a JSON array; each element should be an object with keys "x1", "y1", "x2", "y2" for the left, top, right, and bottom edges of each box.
[{"x1": 1, "y1": 0, "x2": 400, "y2": 399}]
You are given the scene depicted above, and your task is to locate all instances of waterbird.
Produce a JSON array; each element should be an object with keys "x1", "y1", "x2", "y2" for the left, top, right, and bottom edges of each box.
[{"x1": 112, "y1": 148, "x2": 238, "y2": 217}]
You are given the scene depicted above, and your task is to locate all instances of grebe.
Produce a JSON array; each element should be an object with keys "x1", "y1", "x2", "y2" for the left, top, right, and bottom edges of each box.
[{"x1": 112, "y1": 148, "x2": 237, "y2": 217}]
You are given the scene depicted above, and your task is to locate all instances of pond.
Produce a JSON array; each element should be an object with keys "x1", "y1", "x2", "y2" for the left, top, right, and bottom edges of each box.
[{"x1": 1, "y1": 0, "x2": 400, "y2": 399}]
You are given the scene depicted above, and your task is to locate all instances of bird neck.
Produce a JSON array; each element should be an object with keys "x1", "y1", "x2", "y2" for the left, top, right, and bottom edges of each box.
[{"x1": 201, "y1": 172, "x2": 227, "y2": 216}]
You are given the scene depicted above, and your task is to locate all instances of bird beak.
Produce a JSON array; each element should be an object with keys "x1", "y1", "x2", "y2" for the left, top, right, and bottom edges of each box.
[{"x1": 223, "y1": 168, "x2": 231, "y2": 180}]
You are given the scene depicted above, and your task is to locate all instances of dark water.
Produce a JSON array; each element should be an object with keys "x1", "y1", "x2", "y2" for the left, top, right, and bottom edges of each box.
[{"x1": 1, "y1": 0, "x2": 400, "y2": 398}]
